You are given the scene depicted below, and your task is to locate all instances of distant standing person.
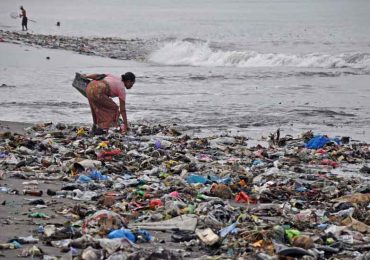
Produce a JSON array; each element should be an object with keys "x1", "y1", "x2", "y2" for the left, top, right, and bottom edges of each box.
[
  {"x1": 19, "y1": 6, "x2": 27, "y2": 31},
  {"x1": 83, "y1": 72, "x2": 136, "y2": 135}
]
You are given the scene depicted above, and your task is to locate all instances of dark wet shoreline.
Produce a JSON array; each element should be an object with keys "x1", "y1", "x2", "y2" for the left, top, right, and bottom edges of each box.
[{"x1": 0, "y1": 29, "x2": 150, "y2": 61}]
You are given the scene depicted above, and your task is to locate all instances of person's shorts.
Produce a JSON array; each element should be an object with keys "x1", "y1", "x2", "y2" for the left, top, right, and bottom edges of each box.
[{"x1": 22, "y1": 17, "x2": 28, "y2": 26}]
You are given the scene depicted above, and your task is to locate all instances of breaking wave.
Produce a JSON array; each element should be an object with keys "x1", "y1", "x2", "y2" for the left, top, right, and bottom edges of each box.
[{"x1": 149, "y1": 41, "x2": 370, "y2": 70}]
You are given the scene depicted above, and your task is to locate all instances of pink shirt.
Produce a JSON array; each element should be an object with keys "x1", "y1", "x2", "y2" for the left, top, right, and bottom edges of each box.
[{"x1": 105, "y1": 74, "x2": 126, "y2": 102}]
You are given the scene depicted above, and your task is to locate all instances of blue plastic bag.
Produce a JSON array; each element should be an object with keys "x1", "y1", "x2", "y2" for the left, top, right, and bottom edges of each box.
[
  {"x1": 155, "y1": 140, "x2": 161, "y2": 150},
  {"x1": 305, "y1": 135, "x2": 340, "y2": 149},
  {"x1": 77, "y1": 175, "x2": 92, "y2": 183},
  {"x1": 187, "y1": 174, "x2": 208, "y2": 184},
  {"x1": 107, "y1": 229, "x2": 136, "y2": 242},
  {"x1": 89, "y1": 170, "x2": 109, "y2": 181},
  {"x1": 136, "y1": 229, "x2": 153, "y2": 242},
  {"x1": 219, "y1": 222, "x2": 239, "y2": 237},
  {"x1": 209, "y1": 175, "x2": 232, "y2": 184}
]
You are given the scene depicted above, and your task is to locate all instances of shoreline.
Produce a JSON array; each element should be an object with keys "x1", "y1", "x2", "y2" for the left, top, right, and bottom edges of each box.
[
  {"x1": 1, "y1": 5, "x2": 370, "y2": 258},
  {"x1": 0, "y1": 29, "x2": 150, "y2": 61},
  {"x1": 0, "y1": 120, "x2": 33, "y2": 135},
  {"x1": 1, "y1": 31, "x2": 370, "y2": 143}
]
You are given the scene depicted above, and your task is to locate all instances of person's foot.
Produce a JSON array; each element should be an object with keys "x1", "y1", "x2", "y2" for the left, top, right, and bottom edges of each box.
[{"x1": 91, "y1": 125, "x2": 107, "y2": 135}]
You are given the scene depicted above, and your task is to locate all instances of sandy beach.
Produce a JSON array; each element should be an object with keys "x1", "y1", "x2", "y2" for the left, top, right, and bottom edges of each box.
[
  {"x1": 0, "y1": 120, "x2": 32, "y2": 135},
  {"x1": 1, "y1": 116, "x2": 370, "y2": 259},
  {"x1": 1, "y1": 0, "x2": 370, "y2": 257}
]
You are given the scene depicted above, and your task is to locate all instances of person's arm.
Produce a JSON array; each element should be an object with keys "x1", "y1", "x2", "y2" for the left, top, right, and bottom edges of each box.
[
  {"x1": 84, "y1": 74, "x2": 100, "y2": 80},
  {"x1": 119, "y1": 99, "x2": 129, "y2": 132},
  {"x1": 84, "y1": 74, "x2": 107, "y2": 80}
]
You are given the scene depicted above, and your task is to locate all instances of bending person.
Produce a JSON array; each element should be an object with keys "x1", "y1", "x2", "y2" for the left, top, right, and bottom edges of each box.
[{"x1": 84, "y1": 72, "x2": 135, "y2": 134}]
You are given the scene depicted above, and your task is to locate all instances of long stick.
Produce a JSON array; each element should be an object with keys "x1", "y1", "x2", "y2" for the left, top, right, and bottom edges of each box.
[{"x1": 10, "y1": 12, "x2": 37, "y2": 23}]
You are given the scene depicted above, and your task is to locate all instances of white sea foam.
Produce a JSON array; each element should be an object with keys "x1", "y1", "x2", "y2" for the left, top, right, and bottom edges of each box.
[{"x1": 149, "y1": 41, "x2": 370, "y2": 70}]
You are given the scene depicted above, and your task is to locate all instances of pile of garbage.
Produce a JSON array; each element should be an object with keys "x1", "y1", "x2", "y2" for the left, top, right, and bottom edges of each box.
[
  {"x1": 0, "y1": 122, "x2": 369, "y2": 259},
  {"x1": 0, "y1": 30, "x2": 149, "y2": 61}
]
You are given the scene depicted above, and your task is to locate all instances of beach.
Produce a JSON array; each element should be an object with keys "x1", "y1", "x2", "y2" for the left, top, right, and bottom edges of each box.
[
  {"x1": 1, "y1": 0, "x2": 370, "y2": 258},
  {"x1": 1, "y1": 33, "x2": 369, "y2": 142},
  {"x1": 1, "y1": 0, "x2": 370, "y2": 142},
  {"x1": 0, "y1": 121, "x2": 31, "y2": 135},
  {"x1": 1, "y1": 117, "x2": 370, "y2": 259}
]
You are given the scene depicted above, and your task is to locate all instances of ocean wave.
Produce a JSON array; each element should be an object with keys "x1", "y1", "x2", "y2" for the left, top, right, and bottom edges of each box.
[{"x1": 149, "y1": 41, "x2": 370, "y2": 70}]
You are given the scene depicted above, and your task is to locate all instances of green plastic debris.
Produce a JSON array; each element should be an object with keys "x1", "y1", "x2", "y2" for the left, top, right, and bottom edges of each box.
[
  {"x1": 326, "y1": 237, "x2": 335, "y2": 245},
  {"x1": 285, "y1": 229, "x2": 301, "y2": 241},
  {"x1": 29, "y1": 212, "x2": 49, "y2": 219}
]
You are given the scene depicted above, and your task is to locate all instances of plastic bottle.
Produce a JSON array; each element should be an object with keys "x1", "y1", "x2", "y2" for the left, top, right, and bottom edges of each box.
[
  {"x1": 155, "y1": 140, "x2": 161, "y2": 150},
  {"x1": 23, "y1": 190, "x2": 43, "y2": 196},
  {"x1": 0, "y1": 187, "x2": 9, "y2": 193},
  {"x1": 186, "y1": 174, "x2": 208, "y2": 184}
]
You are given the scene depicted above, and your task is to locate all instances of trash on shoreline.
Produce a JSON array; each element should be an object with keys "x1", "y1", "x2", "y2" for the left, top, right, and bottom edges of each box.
[{"x1": 0, "y1": 122, "x2": 369, "y2": 259}]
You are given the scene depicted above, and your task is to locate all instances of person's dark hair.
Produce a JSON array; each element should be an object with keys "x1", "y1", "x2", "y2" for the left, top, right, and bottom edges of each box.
[{"x1": 121, "y1": 72, "x2": 135, "y2": 82}]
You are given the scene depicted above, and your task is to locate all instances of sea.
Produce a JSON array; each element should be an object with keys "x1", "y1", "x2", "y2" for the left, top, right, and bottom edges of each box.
[{"x1": 1, "y1": 0, "x2": 370, "y2": 141}]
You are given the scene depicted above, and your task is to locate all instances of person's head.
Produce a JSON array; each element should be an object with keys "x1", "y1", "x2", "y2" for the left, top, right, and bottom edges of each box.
[
  {"x1": 20, "y1": 6, "x2": 24, "y2": 10},
  {"x1": 121, "y1": 72, "x2": 135, "y2": 89}
]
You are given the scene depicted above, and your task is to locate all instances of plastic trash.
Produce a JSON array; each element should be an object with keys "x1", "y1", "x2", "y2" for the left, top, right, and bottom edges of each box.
[
  {"x1": 107, "y1": 229, "x2": 136, "y2": 242},
  {"x1": 195, "y1": 228, "x2": 219, "y2": 246},
  {"x1": 97, "y1": 149, "x2": 122, "y2": 160},
  {"x1": 235, "y1": 191, "x2": 254, "y2": 203},
  {"x1": 154, "y1": 140, "x2": 161, "y2": 150},
  {"x1": 149, "y1": 199, "x2": 163, "y2": 209},
  {"x1": 0, "y1": 242, "x2": 20, "y2": 249},
  {"x1": 29, "y1": 212, "x2": 50, "y2": 219},
  {"x1": 0, "y1": 186, "x2": 9, "y2": 193},
  {"x1": 305, "y1": 135, "x2": 340, "y2": 149},
  {"x1": 135, "y1": 229, "x2": 153, "y2": 242},
  {"x1": 83, "y1": 210, "x2": 126, "y2": 235},
  {"x1": 89, "y1": 170, "x2": 109, "y2": 181},
  {"x1": 129, "y1": 214, "x2": 198, "y2": 232},
  {"x1": 186, "y1": 174, "x2": 208, "y2": 184},
  {"x1": 219, "y1": 222, "x2": 238, "y2": 238},
  {"x1": 9, "y1": 235, "x2": 39, "y2": 244},
  {"x1": 285, "y1": 229, "x2": 301, "y2": 241},
  {"x1": 77, "y1": 175, "x2": 92, "y2": 183}
]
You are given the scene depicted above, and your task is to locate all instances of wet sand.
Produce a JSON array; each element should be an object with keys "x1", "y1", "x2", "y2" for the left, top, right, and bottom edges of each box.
[
  {"x1": 0, "y1": 120, "x2": 32, "y2": 135},
  {"x1": 0, "y1": 121, "x2": 62, "y2": 258},
  {"x1": 0, "y1": 178, "x2": 76, "y2": 258}
]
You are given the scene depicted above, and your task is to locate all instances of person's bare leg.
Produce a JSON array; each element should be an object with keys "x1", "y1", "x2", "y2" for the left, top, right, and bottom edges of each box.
[
  {"x1": 88, "y1": 102, "x2": 97, "y2": 125},
  {"x1": 88, "y1": 101, "x2": 99, "y2": 133}
]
